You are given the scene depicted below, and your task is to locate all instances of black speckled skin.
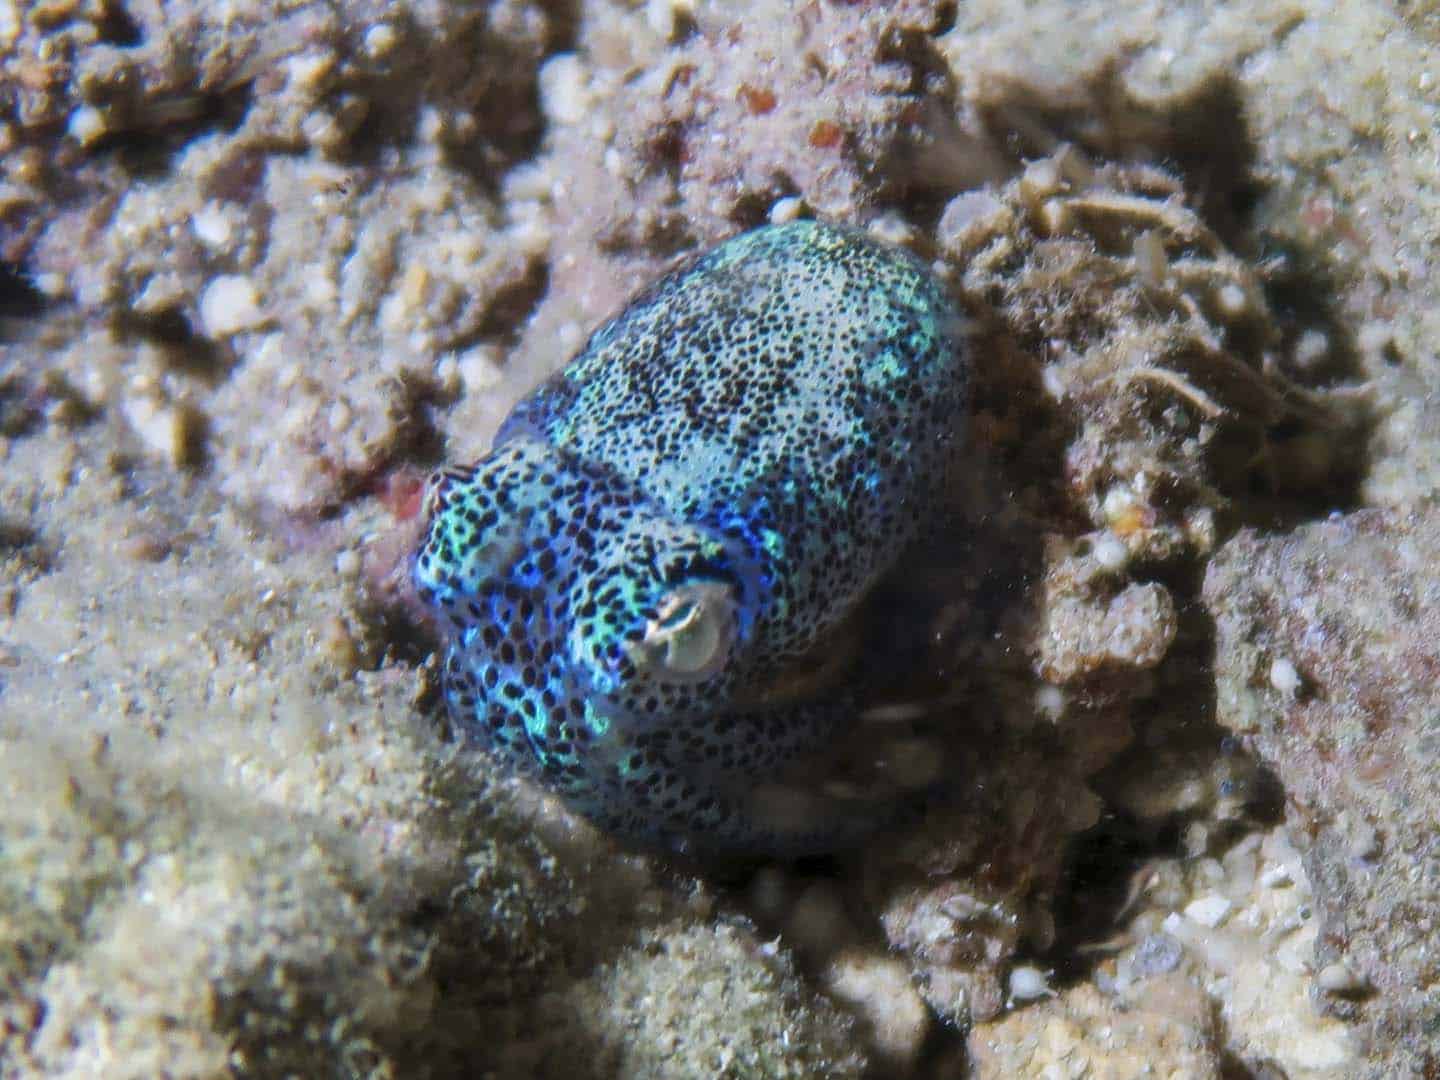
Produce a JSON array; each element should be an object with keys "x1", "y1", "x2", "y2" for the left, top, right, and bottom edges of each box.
[{"x1": 414, "y1": 220, "x2": 968, "y2": 855}]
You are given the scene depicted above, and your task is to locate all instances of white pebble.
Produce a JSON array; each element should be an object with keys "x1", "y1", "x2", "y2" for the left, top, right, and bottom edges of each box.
[
  {"x1": 1183, "y1": 894, "x2": 1232, "y2": 928},
  {"x1": 1259, "y1": 862, "x2": 1293, "y2": 888},
  {"x1": 1316, "y1": 961, "x2": 1365, "y2": 994},
  {"x1": 327, "y1": 400, "x2": 353, "y2": 434},
  {"x1": 1216, "y1": 282, "x2": 1249, "y2": 317},
  {"x1": 1037, "y1": 198, "x2": 1071, "y2": 235},
  {"x1": 866, "y1": 214, "x2": 913, "y2": 247},
  {"x1": 191, "y1": 204, "x2": 233, "y2": 250},
  {"x1": 1091, "y1": 531, "x2": 1129, "y2": 570},
  {"x1": 415, "y1": 105, "x2": 445, "y2": 143},
  {"x1": 539, "y1": 54, "x2": 591, "y2": 125},
  {"x1": 557, "y1": 322, "x2": 585, "y2": 354},
  {"x1": 1132, "y1": 230, "x2": 1169, "y2": 287},
  {"x1": 937, "y1": 190, "x2": 1006, "y2": 245},
  {"x1": 1185, "y1": 505, "x2": 1217, "y2": 551},
  {"x1": 121, "y1": 395, "x2": 202, "y2": 468},
  {"x1": 363, "y1": 23, "x2": 399, "y2": 59},
  {"x1": 646, "y1": 0, "x2": 692, "y2": 37},
  {"x1": 304, "y1": 273, "x2": 337, "y2": 306},
  {"x1": 1040, "y1": 363, "x2": 1069, "y2": 402},
  {"x1": 1101, "y1": 484, "x2": 1141, "y2": 525},
  {"x1": 199, "y1": 275, "x2": 265, "y2": 337},
  {"x1": 33, "y1": 272, "x2": 66, "y2": 298},
  {"x1": 1269, "y1": 656, "x2": 1302, "y2": 696},
  {"x1": 335, "y1": 549, "x2": 362, "y2": 577},
  {"x1": 459, "y1": 347, "x2": 503, "y2": 393},
  {"x1": 1019, "y1": 157, "x2": 1063, "y2": 200},
  {"x1": 825, "y1": 953, "x2": 931, "y2": 1072},
  {"x1": 285, "y1": 51, "x2": 335, "y2": 91},
  {"x1": 68, "y1": 104, "x2": 107, "y2": 145},
  {"x1": 1007, "y1": 965, "x2": 1054, "y2": 1002},
  {"x1": 768, "y1": 196, "x2": 805, "y2": 225},
  {"x1": 1035, "y1": 684, "x2": 1066, "y2": 722},
  {"x1": 1292, "y1": 328, "x2": 1330, "y2": 371}
]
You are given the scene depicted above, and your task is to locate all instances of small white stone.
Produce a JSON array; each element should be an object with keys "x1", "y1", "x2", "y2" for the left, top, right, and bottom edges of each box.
[
  {"x1": 602, "y1": 146, "x2": 626, "y2": 178},
  {"x1": 1316, "y1": 961, "x2": 1365, "y2": 994},
  {"x1": 363, "y1": 23, "x2": 399, "y2": 59},
  {"x1": 335, "y1": 549, "x2": 362, "y2": 577},
  {"x1": 1037, "y1": 198, "x2": 1071, "y2": 234},
  {"x1": 540, "y1": 54, "x2": 591, "y2": 125},
  {"x1": 1091, "y1": 531, "x2": 1129, "y2": 570},
  {"x1": 587, "y1": 112, "x2": 614, "y2": 142},
  {"x1": 68, "y1": 104, "x2": 107, "y2": 145},
  {"x1": 191, "y1": 203, "x2": 233, "y2": 250},
  {"x1": 1008, "y1": 965, "x2": 1054, "y2": 1002},
  {"x1": 1292, "y1": 328, "x2": 1330, "y2": 371},
  {"x1": 1269, "y1": 656, "x2": 1302, "y2": 696},
  {"x1": 1216, "y1": 282, "x2": 1249, "y2": 317},
  {"x1": 122, "y1": 395, "x2": 203, "y2": 468},
  {"x1": 646, "y1": 0, "x2": 688, "y2": 37},
  {"x1": 1040, "y1": 364, "x2": 1068, "y2": 402},
  {"x1": 327, "y1": 400, "x2": 353, "y2": 434},
  {"x1": 1020, "y1": 157, "x2": 1063, "y2": 201},
  {"x1": 505, "y1": 162, "x2": 552, "y2": 203},
  {"x1": 1132, "y1": 230, "x2": 1169, "y2": 287},
  {"x1": 459, "y1": 347, "x2": 503, "y2": 393},
  {"x1": 557, "y1": 322, "x2": 585, "y2": 354},
  {"x1": 32, "y1": 272, "x2": 66, "y2": 298},
  {"x1": 304, "y1": 273, "x2": 337, "y2": 306},
  {"x1": 286, "y1": 51, "x2": 335, "y2": 91},
  {"x1": 1183, "y1": 894, "x2": 1232, "y2": 928},
  {"x1": 416, "y1": 105, "x2": 445, "y2": 143},
  {"x1": 937, "y1": 190, "x2": 1007, "y2": 246},
  {"x1": 866, "y1": 214, "x2": 913, "y2": 247},
  {"x1": 435, "y1": 355, "x2": 461, "y2": 392},
  {"x1": 768, "y1": 196, "x2": 804, "y2": 225},
  {"x1": 825, "y1": 952, "x2": 931, "y2": 1072},
  {"x1": 134, "y1": 272, "x2": 187, "y2": 315},
  {"x1": 199, "y1": 275, "x2": 265, "y2": 337},
  {"x1": 299, "y1": 110, "x2": 340, "y2": 149},
  {"x1": 277, "y1": 361, "x2": 306, "y2": 394},
  {"x1": 1259, "y1": 862, "x2": 1293, "y2": 888},
  {"x1": 1035, "y1": 684, "x2": 1066, "y2": 722},
  {"x1": 1185, "y1": 505, "x2": 1217, "y2": 552},
  {"x1": 1101, "y1": 484, "x2": 1141, "y2": 525}
]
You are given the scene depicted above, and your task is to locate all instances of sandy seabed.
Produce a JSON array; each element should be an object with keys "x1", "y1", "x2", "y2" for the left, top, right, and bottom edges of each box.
[{"x1": 3, "y1": 1, "x2": 1440, "y2": 1077}]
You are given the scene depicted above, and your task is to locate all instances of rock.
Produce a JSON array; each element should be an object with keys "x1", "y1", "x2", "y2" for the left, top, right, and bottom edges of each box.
[{"x1": 1205, "y1": 506, "x2": 1440, "y2": 1079}]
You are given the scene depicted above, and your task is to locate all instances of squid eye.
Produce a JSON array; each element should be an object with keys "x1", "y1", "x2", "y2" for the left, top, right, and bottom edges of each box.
[{"x1": 629, "y1": 582, "x2": 736, "y2": 681}]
